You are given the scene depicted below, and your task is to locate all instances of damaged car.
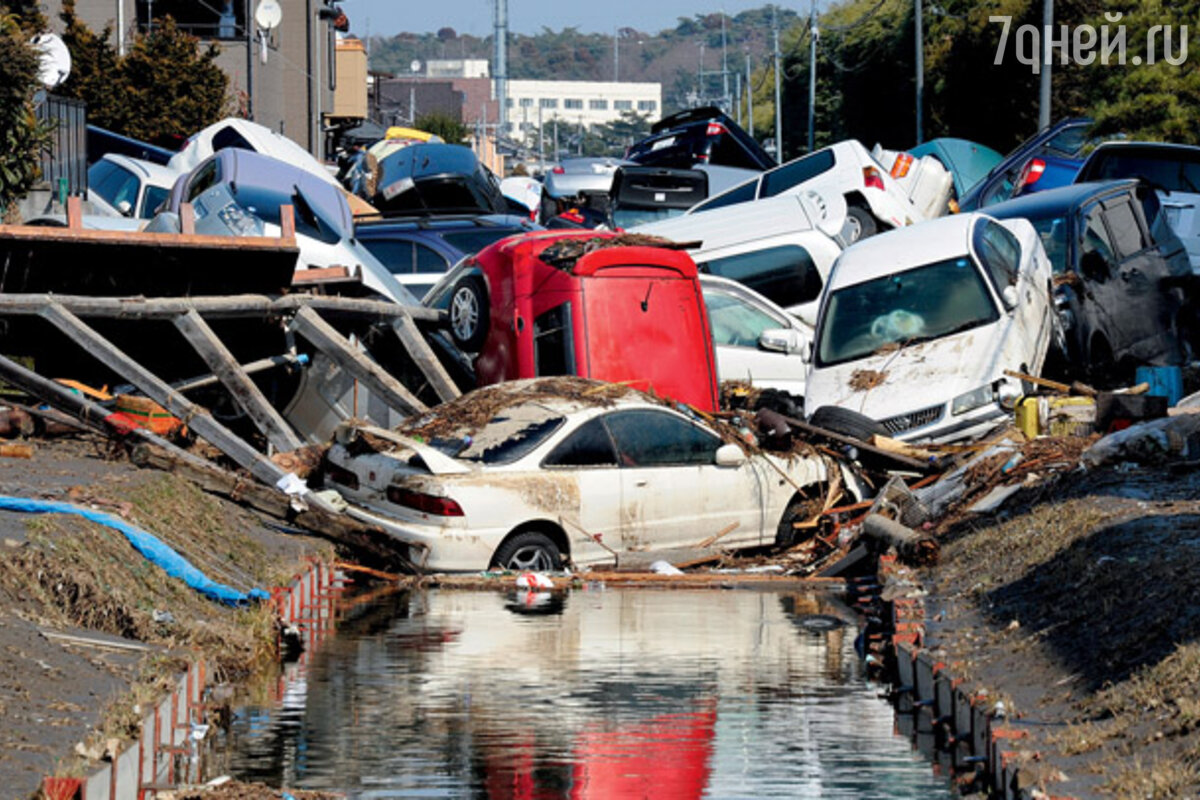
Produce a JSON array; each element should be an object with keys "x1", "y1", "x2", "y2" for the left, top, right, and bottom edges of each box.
[
  {"x1": 324, "y1": 378, "x2": 852, "y2": 572},
  {"x1": 804, "y1": 212, "x2": 1056, "y2": 443}
]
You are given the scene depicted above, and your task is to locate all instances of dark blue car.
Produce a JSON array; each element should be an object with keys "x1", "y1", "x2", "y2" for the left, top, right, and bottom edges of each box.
[
  {"x1": 959, "y1": 118, "x2": 1098, "y2": 211},
  {"x1": 987, "y1": 180, "x2": 1191, "y2": 383}
]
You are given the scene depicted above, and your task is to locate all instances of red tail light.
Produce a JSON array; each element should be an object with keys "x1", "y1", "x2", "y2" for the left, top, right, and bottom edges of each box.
[
  {"x1": 325, "y1": 463, "x2": 359, "y2": 490},
  {"x1": 1019, "y1": 158, "x2": 1046, "y2": 188},
  {"x1": 552, "y1": 165, "x2": 565, "y2": 174},
  {"x1": 863, "y1": 166, "x2": 885, "y2": 191},
  {"x1": 386, "y1": 486, "x2": 465, "y2": 516},
  {"x1": 706, "y1": 122, "x2": 728, "y2": 137}
]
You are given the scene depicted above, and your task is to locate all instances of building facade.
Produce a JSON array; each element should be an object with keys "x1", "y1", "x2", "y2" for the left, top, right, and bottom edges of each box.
[{"x1": 504, "y1": 79, "x2": 661, "y2": 134}]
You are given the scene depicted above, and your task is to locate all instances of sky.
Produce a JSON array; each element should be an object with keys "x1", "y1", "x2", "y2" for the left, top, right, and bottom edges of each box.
[{"x1": 349, "y1": 0, "x2": 790, "y2": 39}]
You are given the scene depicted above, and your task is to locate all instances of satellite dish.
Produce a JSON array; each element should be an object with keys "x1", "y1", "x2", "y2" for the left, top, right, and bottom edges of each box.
[
  {"x1": 255, "y1": 0, "x2": 282, "y2": 30},
  {"x1": 410, "y1": 59, "x2": 422, "y2": 74},
  {"x1": 31, "y1": 33, "x2": 71, "y2": 89}
]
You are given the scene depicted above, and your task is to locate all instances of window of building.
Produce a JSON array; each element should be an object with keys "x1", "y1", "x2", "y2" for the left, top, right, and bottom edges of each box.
[
  {"x1": 519, "y1": 97, "x2": 534, "y2": 108},
  {"x1": 614, "y1": 100, "x2": 633, "y2": 110},
  {"x1": 540, "y1": 98, "x2": 558, "y2": 109},
  {"x1": 564, "y1": 99, "x2": 583, "y2": 110},
  {"x1": 637, "y1": 100, "x2": 657, "y2": 111},
  {"x1": 506, "y1": 98, "x2": 514, "y2": 108},
  {"x1": 589, "y1": 99, "x2": 608, "y2": 110}
]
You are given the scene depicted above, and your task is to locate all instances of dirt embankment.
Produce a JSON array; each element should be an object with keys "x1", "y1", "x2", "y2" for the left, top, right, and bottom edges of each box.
[
  {"x1": 0, "y1": 435, "x2": 332, "y2": 800},
  {"x1": 926, "y1": 463, "x2": 1200, "y2": 798}
]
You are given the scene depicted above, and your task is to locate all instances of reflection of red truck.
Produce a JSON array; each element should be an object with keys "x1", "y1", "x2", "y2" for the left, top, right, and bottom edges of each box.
[{"x1": 470, "y1": 231, "x2": 720, "y2": 412}]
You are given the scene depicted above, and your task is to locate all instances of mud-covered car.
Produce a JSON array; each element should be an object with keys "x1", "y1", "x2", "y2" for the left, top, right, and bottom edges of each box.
[
  {"x1": 324, "y1": 379, "x2": 855, "y2": 572},
  {"x1": 804, "y1": 212, "x2": 1056, "y2": 443}
]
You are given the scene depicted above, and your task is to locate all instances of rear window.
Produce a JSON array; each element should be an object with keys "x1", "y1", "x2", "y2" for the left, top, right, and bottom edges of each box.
[
  {"x1": 690, "y1": 179, "x2": 759, "y2": 214},
  {"x1": 1082, "y1": 148, "x2": 1200, "y2": 194},
  {"x1": 761, "y1": 149, "x2": 836, "y2": 198},
  {"x1": 700, "y1": 245, "x2": 823, "y2": 308},
  {"x1": 441, "y1": 228, "x2": 525, "y2": 255},
  {"x1": 421, "y1": 403, "x2": 566, "y2": 465}
]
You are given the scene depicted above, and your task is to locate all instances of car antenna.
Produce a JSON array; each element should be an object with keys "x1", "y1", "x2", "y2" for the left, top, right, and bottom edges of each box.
[{"x1": 641, "y1": 283, "x2": 654, "y2": 312}]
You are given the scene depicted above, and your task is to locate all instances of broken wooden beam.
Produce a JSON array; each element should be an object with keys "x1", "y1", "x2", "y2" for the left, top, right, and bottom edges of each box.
[
  {"x1": 861, "y1": 513, "x2": 939, "y2": 566},
  {"x1": 390, "y1": 314, "x2": 460, "y2": 404}
]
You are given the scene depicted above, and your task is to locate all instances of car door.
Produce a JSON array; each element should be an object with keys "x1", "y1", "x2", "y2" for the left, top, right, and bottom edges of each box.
[
  {"x1": 702, "y1": 283, "x2": 809, "y2": 395},
  {"x1": 600, "y1": 408, "x2": 764, "y2": 552},
  {"x1": 540, "y1": 416, "x2": 624, "y2": 565},
  {"x1": 1075, "y1": 200, "x2": 1136, "y2": 364},
  {"x1": 974, "y1": 218, "x2": 1050, "y2": 372}
]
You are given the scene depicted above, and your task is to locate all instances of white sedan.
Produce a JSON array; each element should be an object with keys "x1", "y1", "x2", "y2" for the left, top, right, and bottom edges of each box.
[{"x1": 323, "y1": 379, "x2": 852, "y2": 572}]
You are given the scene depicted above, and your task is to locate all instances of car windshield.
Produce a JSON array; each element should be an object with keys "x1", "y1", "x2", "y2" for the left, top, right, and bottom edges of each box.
[
  {"x1": 1013, "y1": 210, "x2": 1070, "y2": 273},
  {"x1": 233, "y1": 184, "x2": 343, "y2": 244},
  {"x1": 611, "y1": 206, "x2": 686, "y2": 229},
  {"x1": 140, "y1": 185, "x2": 170, "y2": 218},
  {"x1": 816, "y1": 256, "x2": 1000, "y2": 366},
  {"x1": 417, "y1": 403, "x2": 566, "y2": 465},
  {"x1": 1085, "y1": 148, "x2": 1200, "y2": 194}
]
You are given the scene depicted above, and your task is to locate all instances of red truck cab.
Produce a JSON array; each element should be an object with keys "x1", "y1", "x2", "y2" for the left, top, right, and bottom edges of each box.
[{"x1": 471, "y1": 231, "x2": 720, "y2": 412}]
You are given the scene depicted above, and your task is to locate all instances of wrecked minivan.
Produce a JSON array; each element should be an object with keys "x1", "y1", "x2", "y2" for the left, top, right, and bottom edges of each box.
[{"x1": 804, "y1": 213, "x2": 1056, "y2": 443}]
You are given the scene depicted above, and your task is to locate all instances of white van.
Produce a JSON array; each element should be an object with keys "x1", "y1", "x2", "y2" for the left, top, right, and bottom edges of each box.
[
  {"x1": 632, "y1": 191, "x2": 844, "y2": 326},
  {"x1": 804, "y1": 213, "x2": 1057, "y2": 444}
]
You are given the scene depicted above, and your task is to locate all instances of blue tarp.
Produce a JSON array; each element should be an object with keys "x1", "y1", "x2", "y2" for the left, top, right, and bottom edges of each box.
[{"x1": 0, "y1": 495, "x2": 269, "y2": 606}]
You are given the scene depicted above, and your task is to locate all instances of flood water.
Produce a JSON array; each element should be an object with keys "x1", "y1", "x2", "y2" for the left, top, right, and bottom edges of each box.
[{"x1": 214, "y1": 588, "x2": 952, "y2": 799}]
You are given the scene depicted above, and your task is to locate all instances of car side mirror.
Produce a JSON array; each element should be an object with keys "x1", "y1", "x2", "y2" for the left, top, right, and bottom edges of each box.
[
  {"x1": 714, "y1": 443, "x2": 747, "y2": 467},
  {"x1": 1001, "y1": 284, "x2": 1019, "y2": 309},
  {"x1": 759, "y1": 328, "x2": 801, "y2": 354},
  {"x1": 117, "y1": 200, "x2": 133, "y2": 217}
]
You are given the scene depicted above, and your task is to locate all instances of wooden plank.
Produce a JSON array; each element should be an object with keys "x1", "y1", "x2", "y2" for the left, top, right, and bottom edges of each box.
[
  {"x1": 391, "y1": 314, "x2": 460, "y2": 403},
  {"x1": 66, "y1": 195, "x2": 83, "y2": 229},
  {"x1": 38, "y1": 302, "x2": 287, "y2": 486},
  {"x1": 292, "y1": 266, "x2": 352, "y2": 284},
  {"x1": 180, "y1": 202, "x2": 195, "y2": 235},
  {"x1": 171, "y1": 309, "x2": 303, "y2": 453},
  {"x1": 289, "y1": 306, "x2": 428, "y2": 417}
]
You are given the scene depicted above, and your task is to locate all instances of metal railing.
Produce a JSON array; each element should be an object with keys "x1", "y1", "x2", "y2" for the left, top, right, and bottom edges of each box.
[{"x1": 35, "y1": 91, "x2": 87, "y2": 199}]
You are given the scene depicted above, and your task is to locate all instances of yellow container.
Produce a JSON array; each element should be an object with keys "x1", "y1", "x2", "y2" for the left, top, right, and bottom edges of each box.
[{"x1": 1015, "y1": 396, "x2": 1095, "y2": 438}]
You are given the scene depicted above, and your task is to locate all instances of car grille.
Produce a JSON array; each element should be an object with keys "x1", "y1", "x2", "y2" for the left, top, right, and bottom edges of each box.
[{"x1": 880, "y1": 404, "x2": 944, "y2": 435}]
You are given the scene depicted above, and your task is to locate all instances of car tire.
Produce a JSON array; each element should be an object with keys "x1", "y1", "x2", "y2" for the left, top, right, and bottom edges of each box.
[
  {"x1": 809, "y1": 405, "x2": 887, "y2": 441},
  {"x1": 492, "y1": 531, "x2": 564, "y2": 572},
  {"x1": 844, "y1": 205, "x2": 878, "y2": 243},
  {"x1": 775, "y1": 495, "x2": 818, "y2": 549},
  {"x1": 448, "y1": 274, "x2": 489, "y2": 352}
]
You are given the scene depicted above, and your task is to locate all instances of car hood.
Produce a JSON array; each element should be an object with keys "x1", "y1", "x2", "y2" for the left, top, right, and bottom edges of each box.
[{"x1": 806, "y1": 324, "x2": 1006, "y2": 420}]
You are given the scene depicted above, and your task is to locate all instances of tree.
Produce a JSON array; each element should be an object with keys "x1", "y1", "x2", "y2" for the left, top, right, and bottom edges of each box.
[
  {"x1": 57, "y1": 7, "x2": 230, "y2": 143},
  {"x1": 415, "y1": 111, "x2": 468, "y2": 144},
  {"x1": 0, "y1": 9, "x2": 52, "y2": 218}
]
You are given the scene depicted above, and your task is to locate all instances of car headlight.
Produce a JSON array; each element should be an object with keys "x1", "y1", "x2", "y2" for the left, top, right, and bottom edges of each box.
[
  {"x1": 951, "y1": 384, "x2": 994, "y2": 416},
  {"x1": 996, "y1": 379, "x2": 1023, "y2": 411}
]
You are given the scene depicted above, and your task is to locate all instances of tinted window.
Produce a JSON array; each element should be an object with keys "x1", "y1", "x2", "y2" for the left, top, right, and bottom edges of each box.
[
  {"x1": 604, "y1": 409, "x2": 721, "y2": 467},
  {"x1": 704, "y1": 287, "x2": 786, "y2": 347},
  {"x1": 210, "y1": 126, "x2": 256, "y2": 154},
  {"x1": 973, "y1": 219, "x2": 1022, "y2": 290},
  {"x1": 543, "y1": 418, "x2": 617, "y2": 467},
  {"x1": 360, "y1": 239, "x2": 415, "y2": 273},
  {"x1": 1084, "y1": 148, "x2": 1200, "y2": 193},
  {"x1": 1102, "y1": 197, "x2": 1147, "y2": 257},
  {"x1": 441, "y1": 228, "x2": 524, "y2": 255},
  {"x1": 534, "y1": 303, "x2": 575, "y2": 376},
  {"x1": 700, "y1": 245, "x2": 823, "y2": 308},
  {"x1": 1079, "y1": 203, "x2": 1117, "y2": 281},
  {"x1": 692, "y1": 180, "x2": 758, "y2": 213},
  {"x1": 186, "y1": 160, "x2": 220, "y2": 202},
  {"x1": 139, "y1": 185, "x2": 170, "y2": 218},
  {"x1": 89, "y1": 160, "x2": 139, "y2": 212},
  {"x1": 415, "y1": 243, "x2": 450, "y2": 273},
  {"x1": 761, "y1": 150, "x2": 836, "y2": 198},
  {"x1": 710, "y1": 133, "x2": 762, "y2": 170}
]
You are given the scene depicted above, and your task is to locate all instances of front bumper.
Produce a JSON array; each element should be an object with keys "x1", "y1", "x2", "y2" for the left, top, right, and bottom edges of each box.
[{"x1": 892, "y1": 400, "x2": 1010, "y2": 445}]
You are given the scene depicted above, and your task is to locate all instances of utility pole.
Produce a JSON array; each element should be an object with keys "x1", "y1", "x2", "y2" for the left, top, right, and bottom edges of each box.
[
  {"x1": 1038, "y1": 0, "x2": 1053, "y2": 129},
  {"x1": 698, "y1": 42, "x2": 705, "y2": 102},
  {"x1": 614, "y1": 27, "x2": 619, "y2": 82},
  {"x1": 721, "y1": 11, "x2": 729, "y2": 106},
  {"x1": 537, "y1": 101, "x2": 544, "y2": 174},
  {"x1": 808, "y1": 0, "x2": 817, "y2": 152},
  {"x1": 914, "y1": 0, "x2": 924, "y2": 145},
  {"x1": 245, "y1": 0, "x2": 254, "y2": 120},
  {"x1": 746, "y1": 53, "x2": 754, "y2": 136},
  {"x1": 773, "y1": 5, "x2": 782, "y2": 164},
  {"x1": 494, "y1": 0, "x2": 508, "y2": 134},
  {"x1": 305, "y1": 0, "x2": 313, "y2": 154},
  {"x1": 735, "y1": 72, "x2": 742, "y2": 125}
]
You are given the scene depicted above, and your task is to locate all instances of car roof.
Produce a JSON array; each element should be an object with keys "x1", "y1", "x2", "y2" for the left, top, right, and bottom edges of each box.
[
  {"x1": 404, "y1": 377, "x2": 664, "y2": 428},
  {"x1": 355, "y1": 213, "x2": 533, "y2": 234},
  {"x1": 985, "y1": 179, "x2": 1140, "y2": 219},
  {"x1": 632, "y1": 193, "x2": 820, "y2": 249},
  {"x1": 829, "y1": 213, "x2": 979, "y2": 288},
  {"x1": 1085, "y1": 140, "x2": 1200, "y2": 156},
  {"x1": 97, "y1": 153, "x2": 180, "y2": 186}
]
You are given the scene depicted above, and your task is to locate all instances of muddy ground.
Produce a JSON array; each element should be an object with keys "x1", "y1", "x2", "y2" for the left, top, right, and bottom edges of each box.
[
  {"x1": 0, "y1": 435, "x2": 331, "y2": 800},
  {"x1": 926, "y1": 461, "x2": 1200, "y2": 798}
]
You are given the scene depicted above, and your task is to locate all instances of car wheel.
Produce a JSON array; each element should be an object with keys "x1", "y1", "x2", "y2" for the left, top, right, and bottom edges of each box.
[
  {"x1": 844, "y1": 205, "x2": 878, "y2": 243},
  {"x1": 492, "y1": 531, "x2": 564, "y2": 572},
  {"x1": 808, "y1": 405, "x2": 888, "y2": 441},
  {"x1": 448, "y1": 274, "x2": 489, "y2": 352},
  {"x1": 775, "y1": 494, "x2": 819, "y2": 549}
]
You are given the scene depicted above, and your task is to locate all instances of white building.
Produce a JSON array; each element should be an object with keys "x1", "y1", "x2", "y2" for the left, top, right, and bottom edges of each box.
[
  {"x1": 505, "y1": 79, "x2": 661, "y2": 134},
  {"x1": 425, "y1": 58, "x2": 490, "y2": 79}
]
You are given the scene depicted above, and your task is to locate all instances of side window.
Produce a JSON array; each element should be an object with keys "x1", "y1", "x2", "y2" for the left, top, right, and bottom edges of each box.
[
  {"x1": 1079, "y1": 203, "x2": 1117, "y2": 282},
  {"x1": 210, "y1": 126, "x2": 255, "y2": 154},
  {"x1": 603, "y1": 409, "x2": 721, "y2": 467},
  {"x1": 186, "y1": 160, "x2": 220, "y2": 202},
  {"x1": 542, "y1": 418, "x2": 617, "y2": 467},
  {"x1": 981, "y1": 171, "x2": 1017, "y2": 207},
  {"x1": 760, "y1": 149, "x2": 836, "y2": 198},
  {"x1": 691, "y1": 180, "x2": 758, "y2": 213},
  {"x1": 703, "y1": 288, "x2": 786, "y2": 347},
  {"x1": 1102, "y1": 197, "x2": 1148, "y2": 257},
  {"x1": 414, "y1": 243, "x2": 450, "y2": 273},
  {"x1": 533, "y1": 303, "x2": 575, "y2": 376},
  {"x1": 361, "y1": 240, "x2": 416, "y2": 274},
  {"x1": 701, "y1": 245, "x2": 823, "y2": 308},
  {"x1": 973, "y1": 219, "x2": 1021, "y2": 289}
]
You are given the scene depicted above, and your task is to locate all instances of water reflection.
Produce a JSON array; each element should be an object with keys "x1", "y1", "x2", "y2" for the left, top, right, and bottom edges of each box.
[{"x1": 218, "y1": 588, "x2": 950, "y2": 799}]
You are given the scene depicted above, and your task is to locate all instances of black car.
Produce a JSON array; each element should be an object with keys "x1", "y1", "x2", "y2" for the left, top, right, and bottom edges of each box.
[
  {"x1": 987, "y1": 180, "x2": 1191, "y2": 383},
  {"x1": 607, "y1": 166, "x2": 708, "y2": 229},
  {"x1": 371, "y1": 143, "x2": 508, "y2": 216},
  {"x1": 626, "y1": 106, "x2": 774, "y2": 172}
]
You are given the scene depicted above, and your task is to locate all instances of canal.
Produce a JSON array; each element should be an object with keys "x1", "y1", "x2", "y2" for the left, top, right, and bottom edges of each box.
[{"x1": 213, "y1": 587, "x2": 952, "y2": 799}]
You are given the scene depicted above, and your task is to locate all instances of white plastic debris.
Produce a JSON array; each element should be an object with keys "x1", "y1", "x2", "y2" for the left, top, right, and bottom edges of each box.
[
  {"x1": 275, "y1": 472, "x2": 308, "y2": 496},
  {"x1": 649, "y1": 560, "x2": 684, "y2": 575},
  {"x1": 515, "y1": 572, "x2": 554, "y2": 589}
]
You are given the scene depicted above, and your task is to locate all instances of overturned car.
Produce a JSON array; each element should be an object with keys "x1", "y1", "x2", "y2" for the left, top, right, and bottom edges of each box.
[{"x1": 323, "y1": 378, "x2": 857, "y2": 572}]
